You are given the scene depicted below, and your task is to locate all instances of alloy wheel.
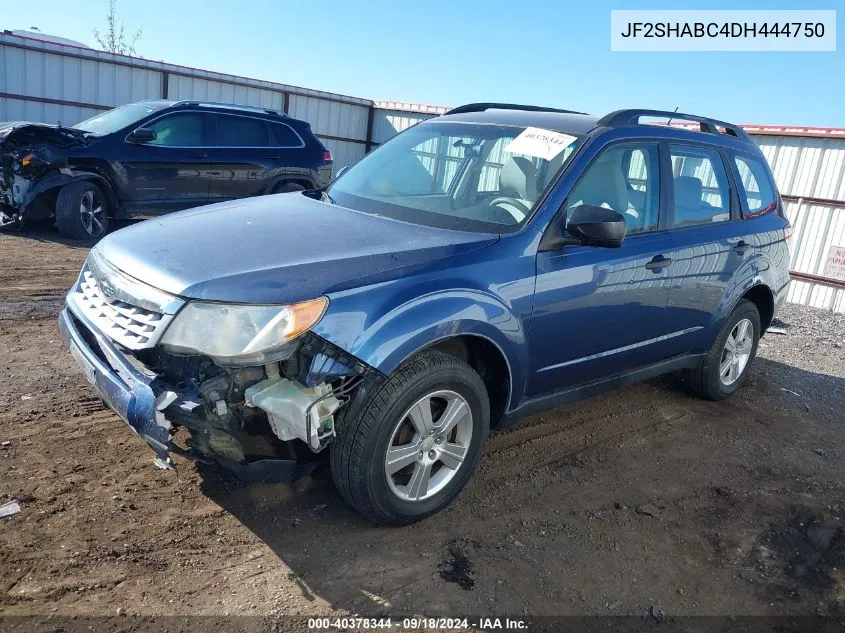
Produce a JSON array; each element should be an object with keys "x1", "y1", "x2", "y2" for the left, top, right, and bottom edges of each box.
[
  {"x1": 79, "y1": 189, "x2": 107, "y2": 238},
  {"x1": 719, "y1": 318, "x2": 754, "y2": 385},
  {"x1": 384, "y1": 390, "x2": 474, "y2": 502}
]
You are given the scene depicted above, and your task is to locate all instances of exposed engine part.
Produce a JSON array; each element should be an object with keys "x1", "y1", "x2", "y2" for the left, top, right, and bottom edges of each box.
[
  {"x1": 245, "y1": 369, "x2": 342, "y2": 451},
  {"x1": 135, "y1": 332, "x2": 377, "y2": 472}
]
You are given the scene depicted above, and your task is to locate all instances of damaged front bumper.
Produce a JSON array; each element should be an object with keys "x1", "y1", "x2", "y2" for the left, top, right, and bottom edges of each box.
[
  {"x1": 58, "y1": 306, "x2": 320, "y2": 482},
  {"x1": 59, "y1": 306, "x2": 168, "y2": 458}
]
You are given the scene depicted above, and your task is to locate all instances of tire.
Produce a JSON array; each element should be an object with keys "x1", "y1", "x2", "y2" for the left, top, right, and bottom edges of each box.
[
  {"x1": 272, "y1": 182, "x2": 305, "y2": 194},
  {"x1": 331, "y1": 351, "x2": 490, "y2": 525},
  {"x1": 683, "y1": 299, "x2": 761, "y2": 401},
  {"x1": 55, "y1": 181, "x2": 110, "y2": 241}
]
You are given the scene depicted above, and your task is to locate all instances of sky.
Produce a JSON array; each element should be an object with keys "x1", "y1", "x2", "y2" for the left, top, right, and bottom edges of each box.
[{"x1": 2, "y1": 0, "x2": 842, "y2": 127}]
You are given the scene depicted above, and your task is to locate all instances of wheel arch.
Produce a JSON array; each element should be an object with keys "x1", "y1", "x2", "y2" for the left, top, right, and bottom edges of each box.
[
  {"x1": 314, "y1": 290, "x2": 528, "y2": 425},
  {"x1": 712, "y1": 268, "x2": 776, "y2": 336},
  {"x1": 741, "y1": 283, "x2": 775, "y2": 333},
  {"x1": 422, "y1": 334, "x2": 512, "y2": 429},
  {"x1": 268, "y1": 176, "x2": 315, "y2": 193},
  {"x1": 22, "y1": 169, "x2": 118, "y2": 218}
]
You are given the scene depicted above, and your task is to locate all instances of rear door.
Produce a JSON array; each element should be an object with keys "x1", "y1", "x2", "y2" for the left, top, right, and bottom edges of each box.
[
  {"x1": 205, "y1": 113, "x2": 297, "y2": 202},
  {"x1": 659, "y1": 142, "x2": 755, "y2": 356},
  {"x1": 120, "y1": 111, "x2": 215, "y2": 213},
  {"x1": 528, "y1": 140, "x2": 677, "y2": 396}
]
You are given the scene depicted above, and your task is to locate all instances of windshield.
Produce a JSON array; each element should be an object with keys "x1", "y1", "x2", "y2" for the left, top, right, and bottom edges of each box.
[
  {"x1": 328, "y1": 121, "x2": 582, "y2": 232},
  {"x1": 73, "y1": 102, "x2": 171, "y2": 135}
]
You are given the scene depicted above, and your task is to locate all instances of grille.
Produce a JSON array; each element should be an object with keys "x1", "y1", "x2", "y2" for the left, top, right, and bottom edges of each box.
[{"x1": 70, "y1": 266, "x2": 178, "y2": 350}]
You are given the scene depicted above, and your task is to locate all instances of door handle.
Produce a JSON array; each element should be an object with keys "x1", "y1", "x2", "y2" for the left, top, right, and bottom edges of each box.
[
  {"x1": 733, "y1": 241, "x2": 752, "y2": 254},
  {"x1": 645, "y1": 255, "x2": 672, "y2": 271}
]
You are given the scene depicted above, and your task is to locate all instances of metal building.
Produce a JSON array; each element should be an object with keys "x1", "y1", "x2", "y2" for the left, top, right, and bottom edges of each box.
[
  {"x1": 746, "y1": 126, "x2": 845, "y2": 313},
  {"x1": 1, "y1": 29, "x2": 843, "y2": 311}
]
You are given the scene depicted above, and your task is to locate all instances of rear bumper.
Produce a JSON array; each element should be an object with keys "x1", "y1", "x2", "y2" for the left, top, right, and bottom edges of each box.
[{"x1": 58, "y1": 305, "x2": 172, "y2": 462}]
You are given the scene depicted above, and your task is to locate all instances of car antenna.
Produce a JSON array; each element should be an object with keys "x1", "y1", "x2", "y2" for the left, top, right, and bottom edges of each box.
[{"x1": 666, "y1": 106, "x2": 679, "y2": 126}]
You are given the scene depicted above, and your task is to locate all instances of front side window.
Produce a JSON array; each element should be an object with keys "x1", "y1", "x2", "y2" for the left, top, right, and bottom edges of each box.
[
  {"x1": 669, "y1": 145, "x2": 731, "y2": 227},
  {"x1": 733, "y1": 155, "x2": 777, "y2": 216},
  {"x1": 218, "y1": 115, "x2": 268, "y2": 147},
  {"x1": 565, "y1": 142, "x2": 660, "y2": 235},
  {"x1": 327, "y1": 122, "x2": 582, "y2": 232},
  {"x1": 146, "y1": 113, "x2": 207, "y2": 147}
]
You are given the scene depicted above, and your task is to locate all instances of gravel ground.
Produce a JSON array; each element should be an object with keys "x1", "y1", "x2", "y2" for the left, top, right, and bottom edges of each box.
[{"x1": 0, "y1": 230, "x2": 843, "y2": 624}]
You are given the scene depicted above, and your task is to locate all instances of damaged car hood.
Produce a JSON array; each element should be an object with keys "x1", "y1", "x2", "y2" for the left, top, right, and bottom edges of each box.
[
  {"x1": 95, "y1": 193, "x2": 499, "y2": 304},
  {"x1": 0, "y1": 121, "x2": 87, "y2": 146}
]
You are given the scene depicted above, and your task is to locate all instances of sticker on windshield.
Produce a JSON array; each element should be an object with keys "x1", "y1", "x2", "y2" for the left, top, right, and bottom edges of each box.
[{"x1": 505, "y1": 128, "x2": 578, "y2": 161}]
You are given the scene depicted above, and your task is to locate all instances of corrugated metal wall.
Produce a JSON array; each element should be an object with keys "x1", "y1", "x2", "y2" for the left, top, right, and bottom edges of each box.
[
  {"x1": 371, "y1": 106, "x2": 440, "y2": 145},
  {"x1": 752, "y1": 134, "x2": 845, "y2": 312},
  {"x1": 2, "y1": 31, "x2": 843, "y2": 312},
  {"x1": 0, "y1": 31, "x2": 373, "y2": 168}
]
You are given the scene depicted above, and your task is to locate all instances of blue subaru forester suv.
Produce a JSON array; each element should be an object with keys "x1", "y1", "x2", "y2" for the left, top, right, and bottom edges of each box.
[{"x1": 60, "y1": 103, "x2": 791, "y2": 524}]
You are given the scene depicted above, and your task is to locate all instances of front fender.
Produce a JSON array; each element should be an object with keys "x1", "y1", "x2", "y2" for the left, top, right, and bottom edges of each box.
[
  {"x1": 22, "y1": 169, "x2": 116, "y2": 215},
  {"x1": 314, "y1": 289, "x2": 529, "y2": 411}
]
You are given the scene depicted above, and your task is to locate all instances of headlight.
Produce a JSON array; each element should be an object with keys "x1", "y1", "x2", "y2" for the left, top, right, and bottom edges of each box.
[{"x1": 160, "y1": 297, "x2": 328, "y2": 365}]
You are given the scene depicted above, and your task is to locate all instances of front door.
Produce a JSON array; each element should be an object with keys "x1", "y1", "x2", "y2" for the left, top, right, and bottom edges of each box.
[
  {"x1": 120, "y1": 111, "x2": 215, "y2": 214},
  {"x1": 528, "y1": 141, "x2": 678, "y2": 396}
]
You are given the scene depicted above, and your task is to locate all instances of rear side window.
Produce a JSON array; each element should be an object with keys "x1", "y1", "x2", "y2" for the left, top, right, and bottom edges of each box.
[
  {"x1": 270, "y1": 122, "x2": 303, "y2": 147},
  {"x1": 669, "y1": 145, "x2": 731, "y2": 227},
  {"x1": 218, "y1": 115, "x2": 268, "y2": 147},
  {"x1": 733, "y1": 155, "x2": 777, "y2": 217}
]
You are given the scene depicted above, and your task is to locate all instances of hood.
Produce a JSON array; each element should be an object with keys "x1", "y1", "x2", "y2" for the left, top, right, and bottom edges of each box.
[
  {"x1": 0, "y1": 121, "x2": 87, "y2": 147},
  {"x1": 95, "y1": 194, "x2": 498, "y2": 304}
]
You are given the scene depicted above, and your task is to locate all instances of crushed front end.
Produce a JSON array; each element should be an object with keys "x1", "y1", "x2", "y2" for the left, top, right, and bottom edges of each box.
[
  {"x1": 0, "y1": 121, "x2": 88, "y2": 228},
  {"x1": 59, "y1": 251, "x2": 375, "y2": 482}
]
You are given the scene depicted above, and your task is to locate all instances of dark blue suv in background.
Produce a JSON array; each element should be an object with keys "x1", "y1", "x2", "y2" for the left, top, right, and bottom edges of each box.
[
  {"x1": 59, "y1": 103, "x2": 791, "y2": 524},
  {"x1": 0, "y1": 99, "x2": 332, "y2": 239}
]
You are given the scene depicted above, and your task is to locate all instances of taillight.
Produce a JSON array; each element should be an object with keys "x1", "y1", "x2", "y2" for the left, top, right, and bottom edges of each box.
[{"x1": 322, "y1": 150, "x2": 333, "y2": 163}]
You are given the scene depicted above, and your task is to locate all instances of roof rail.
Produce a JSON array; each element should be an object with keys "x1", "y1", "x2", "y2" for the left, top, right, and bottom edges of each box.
[
  {"x1": 173, "y1": 100, "x2": 287, "y2": 117},
  {"x1": 444, "y1": 102, "x2": 587, "y2": 116},
  {"x1": 597, "y1": 109, "x2": 750, "y2": 141}
]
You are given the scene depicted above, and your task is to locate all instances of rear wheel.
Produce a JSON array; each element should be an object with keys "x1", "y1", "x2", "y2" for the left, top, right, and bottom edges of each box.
[
  {"x1": 683, "y1": 299, "x2": 760, "y2": 400},
  {"x1": 331, "y1": 351, "x2": 489, "y2": 525},
  {"x1": 272, "y1": 182, "x2": 305, "y2": 194},
  {"x1": 55, "y1": 181, "x2": 110, "y2": 241}
]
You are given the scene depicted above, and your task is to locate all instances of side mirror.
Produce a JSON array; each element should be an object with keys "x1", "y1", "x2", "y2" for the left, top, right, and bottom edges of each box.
[
  {"x1": 128, "y1": 128, "x2": 157, "y2": 144},
  {"x1": 566, "y1": 205, "x2": 627, "y2": 248},
  {"x1": 540, "y1": 205, "x2": 627, "y2": 250}
]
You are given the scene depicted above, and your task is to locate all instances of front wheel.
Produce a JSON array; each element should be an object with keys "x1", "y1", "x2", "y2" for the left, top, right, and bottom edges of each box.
[
  {"x1": 331, "y1": 351, "x2": 489, "y2": 525},
  {"x1": 684, "y1": 299, "x2": 761, "y2": 400},
  {"x1": 55, "y1": 181, "x2": 110, "y2": 241}
]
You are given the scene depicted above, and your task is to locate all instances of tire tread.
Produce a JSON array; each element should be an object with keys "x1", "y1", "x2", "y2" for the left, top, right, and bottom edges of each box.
[{"x1": 331, "y1": 350, "x2": 487, "y2": 524}]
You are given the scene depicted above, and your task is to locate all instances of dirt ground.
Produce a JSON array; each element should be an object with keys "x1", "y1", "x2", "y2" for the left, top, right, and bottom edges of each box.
[{"x1": 0, "y1": 228, "x2": 843, "y2": 622}]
